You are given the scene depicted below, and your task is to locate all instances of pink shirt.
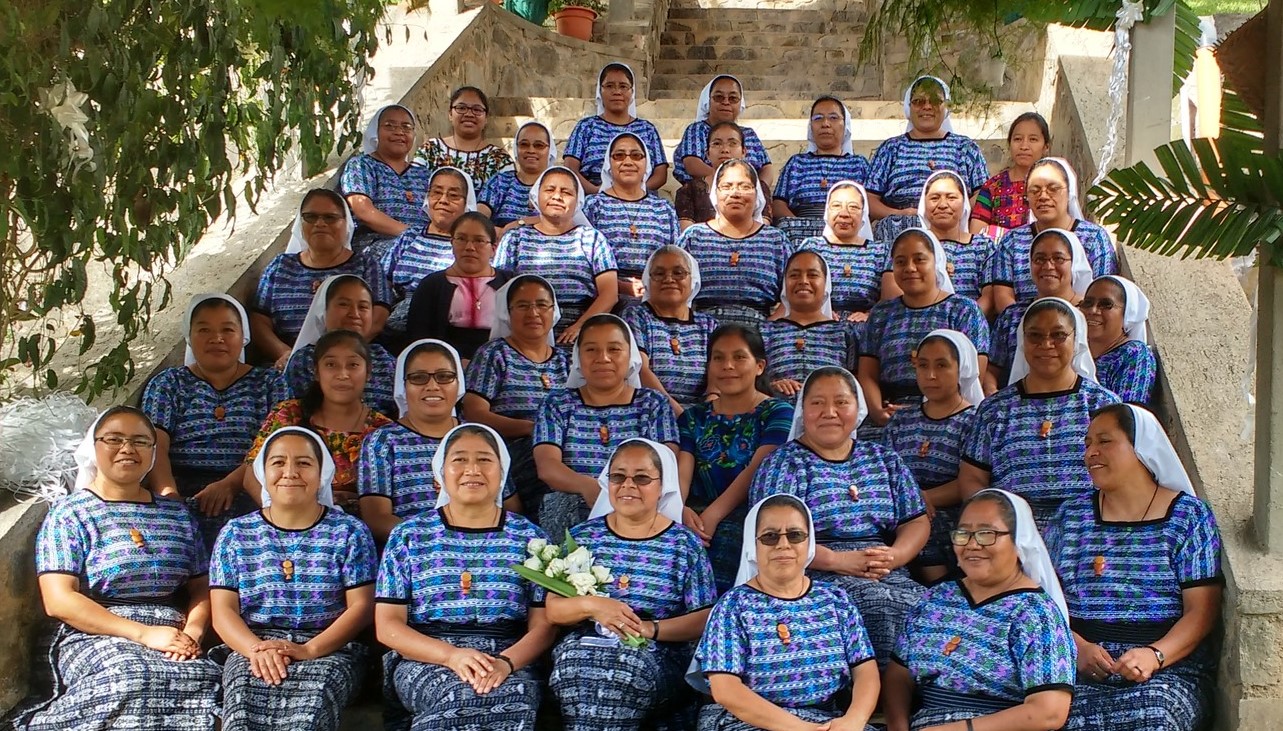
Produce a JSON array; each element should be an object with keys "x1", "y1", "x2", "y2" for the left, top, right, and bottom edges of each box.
[{"x1": 447, "y1": 275, "x2": 497, "y2": 330}]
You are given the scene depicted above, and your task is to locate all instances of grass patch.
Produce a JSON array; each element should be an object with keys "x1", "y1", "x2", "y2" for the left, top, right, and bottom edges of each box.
[{"x1": 1185, "y1": 0, "x2": 1265, "y2": 16}]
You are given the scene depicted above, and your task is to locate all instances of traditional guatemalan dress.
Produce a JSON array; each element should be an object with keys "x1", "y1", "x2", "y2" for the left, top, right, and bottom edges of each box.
[
  {"x1": 797, "y1": 237, "x2": 891, "y2": 338},
  {"x1": 494, "y1": 225, "x2": 618, "y2": 335},
  {"x1": 478, "y1": 171, "x2": 536, "y2": 227},
  {"x1": 984, "y1": 221, "x2": 1118, "y2": 304},
  {"x1": 672, "y1": 120, "x2": 771, "y2": 184},
  {"x1": 283, "y1": 341, "x2": 399, "y2": 417},
  {"x1": 972, "y1": 169, "x2": 1030, "y2": 234},
  {"x1": 677, "y1": 223, "x2": 792, "y2": 328},
  {"x1": 893, "y1": 580, "x2": 1076, "y2": 729},
  {"x1": 749, "y1": 439, "x2": 926, "y2": 663},
  {"x1": 209, "y1": 509, "x2": 377, "y2": 731},
  {"x1": 679, "y1": 398, "x2": 794, "y2": 592},
  {"x1": 17, "y1": 491, "x2": 219, "y2": 731},
  {"x1": 583, "y1": 192, "x2": 680, "y2": 282},
  {"x1": 962, "y1": 377, "x2": 1120, "y2": 527},
  {"x1": 376, "y1": 510, "x2": 547, "y2": 731},
  {"x1": 935, "y1": 234, "x2": 996, "y2": 302},
  {"x1": 866, "y1": 134, "x2": 989, "y2": 241},
  {"x1": 987, "y1": 302, "x2": 1029, "y2": 386},
  {"x1": 142, "y1": 366, "x2": 288, "y2": 550},
  {"x1": 881, "y1": 404, "x2": 977, "y2": 568},
  {"x1": 1094, "y1": 340, "x2": 1158, "y2": 405},
  {"x1": 1048, "y1": 492, "x2": 1222, "y2": 731},
  {"x1": 551, "y1": 519, "x2": 717, "y2": 731},
  {"x1": 772, "y1": 152, "x2": 872, "y2": 243},
  {"x1": 675, "y1": 178, "x2": 774, "y2": 227},
  {"x1": 339, "y1": 154, "x2": 433, "y2": 253},
  {"x1": 532, "y1": 387, "x2": 679, "y2": 542},
  {"x1": 246, "y1": 400, "x2": 394, "y2": 496},
  {"x1": 380, "y1": 229, "x2": 455, "y2": 332},
  {"x1": 251, "y1": 252, "x2": 391, "y2": 346},
  {"x1": 622, "y1": 303, "x2": 717, "y2": 407},
  {"x1": 761, "y1": 319, "x2": 857, "y2": 395},
  {"x1": 694, "y1": 581, "x2": 878, "y2": 731},
  {"x1": 563, "y1": 116, "x2": 668, "y2": 187},
  {"x1": 415, "y1": 139, "x2": 512, "y2": 190}
]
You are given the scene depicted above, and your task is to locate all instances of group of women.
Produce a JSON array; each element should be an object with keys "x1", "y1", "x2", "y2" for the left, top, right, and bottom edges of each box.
[{"x1": 9, "y1": 64, "x2": 1216, "y2": 731}]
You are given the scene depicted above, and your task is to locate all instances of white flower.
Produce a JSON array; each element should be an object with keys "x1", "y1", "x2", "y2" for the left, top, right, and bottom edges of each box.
[
  {"x1": 523, "y1": 557, "x2": 543, "y2": 571},
  {"x1": 591, "y1": 565, "x2": 612, "y2": 584},
  {"x1": 39, "y1": 78, "x2": 95, "y2": 171},
  {"x1": 527, "y1": 538, "x2": 548, "y2": 557},
  {"x1": 564, "y1": 546, "x2": 592, "y2": 575},
  {"x1": 545, "y1": 558, "x2": 567, "y2": 578},
  {"x1": 540, "y1": 545, "x2": 559, "y2": 562},
  {"x1": 568, "y1": 572, "x2": 599, "y2": 596}
]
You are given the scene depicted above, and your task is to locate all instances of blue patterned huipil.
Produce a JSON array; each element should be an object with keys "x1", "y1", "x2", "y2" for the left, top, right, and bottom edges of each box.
[
  {"x1": 749, "y1": 439, "x2": 926, "y2": 662},
  {"x1": 494, "y1": 225, "x2": 617, "y2": 309},
  {"x1": 1048, "y1": 492, "x2": 1222, "y2": 731},
  {"x1": 583, "y1": 192, "x2": 681, "y2": 277},
  {"x1": 339, "y1": 155, "x2": 433, "y2": 237},
  {"x1": 938, "y1": 235, "x2": 996, "y2": 301},
  {"x1": 893, "y1": 580, "x2": 1076, "y2": 729},
  {"x1": 381, "y1": 229, "x2": 454, "y2": 302},
  {"x1": 773, "y1": 153, "x2": 872, "y2": 218},
  {"x1": 677, "y1": 223, "x2": 792, "y2": 313},
  {"x1": 478, "y1": 170, "x2": 537, "y2": 227},
  {"x1": 866, "y1": 135, "x2": 989, "y2": 241},
  {"x1": 797, "y1": 237, "x2": 890, "y2": 317},
  {"x1": 862, "y1": 296, "x2": 990, "y2": 398},
  {"x1": 762, "y1": 319, "x2": 857, "y2": 391},
  {"x1": 672, "y1": 120, "x2": 771, "y2": 184},
  {"x1": 962, "y1": 378, "x2": 1120, "y2": 525},
  {"x1": 564, "y1": 116, "x2": 669, "y2": 187},
  {"x1": 1094, "y1": 340, "x2": 1157, "y2": 405},
  {"x1": 983, "y1": 221, "x2": 1118, "y2": 304},
  {"x1": 987, "y1": 302, "x2": 1029, "y2": 379},
  {"x1": 466, "y1": 338, "x2": 572, "y2": 422},
  {"x1": 622, "y1": 302, "x2": 717, "y2": 406},
  {"x1": 251, "y1": 252, "x2": 391, "y2": 344},
  {"x1": 284, "y1": 341, "x2": 399, "y2": 417}
]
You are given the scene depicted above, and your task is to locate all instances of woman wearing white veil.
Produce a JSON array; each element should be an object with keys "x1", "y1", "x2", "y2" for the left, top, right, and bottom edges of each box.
[
  {"x1": 772, "y1": 95, "x2": 871, "y2": 244},
  {"x1": 340, "y1": 103, "x2": 433, "y2": 253},
  {"x1": 1082, "y1": 274, "x2": 1158, "y2": 404},
  {"x1": 564, "y1": 61, "x2": 670, "y2": 192},
  {"x1": 673, "y1": 74, "x2": 773, "y2": 185}
]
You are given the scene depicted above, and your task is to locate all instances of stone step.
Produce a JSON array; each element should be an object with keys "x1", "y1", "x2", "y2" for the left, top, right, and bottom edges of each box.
[
  {"x1": 665, "y1": 6, "x2": 867, "y2": 23},
  {"x1": 653, "y1": 56, "x2": 866, "y2": 76},
  {"x1": 663, "y1": 16, "x2": 861, "y2": 33},
  {"x1": 648, "y1": 73, "x2": 884, "y2": 98},
  {"x1": 658, "y1": 31, "x2": 868, "y2": 54},
  {"x1": 667, "y1": 0, "x2": 871, "y2": 10}
]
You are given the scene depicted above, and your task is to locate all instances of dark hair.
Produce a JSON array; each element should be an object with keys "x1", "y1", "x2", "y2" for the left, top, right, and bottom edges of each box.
[
  {"x1": 801, "y1": 366, "x2": 860, "y2": 400},
  {"x1": 189, "y1": 297, "x2": 244, "y2": 330},
  {"x1": 539, "y1": 167, "x2": 580, "y2": 195},
  {"x1": 300, "y1": 188, "x2": 347, "y2": 214},
  {"x1": 890, "y1": 228, "x2": 937, "y2": 259},
  {"x1": 925, "y1": 170, "x2": 966, "y2": 197},
  {"x1": 302, "y1": 330, "x2": 371, "y2": 423},
  {"x1": 1030, "y1": 157, "x2": 1072, "y2": 186},
  {"x1": 610, "y1": 439, "x2": 663, "y2": 474},
  {"x1": 429, "y1": 166, "x2": 469, "y2": 192},
  {"x1": 378, "y1": 104, "x2": 414, "y2": 125},
  {"x1": 810, "y1": 95, "x2": 845, "y2": 117},
  {"x1": 1086, "y1": 276, "x2": 1127, "y2": 307},
  {"x1": 325, "y1": 275, "x2": 373, "y2": 308},
  {"x1": 450, "y1": 211, "x2": 496, "y2": 243},
  {"x1": 1089, "y1": 403, "x2": 1138, "y2": 445},
  {"x1": 449, "y1": 86, "x2": 489, "y2": 111},
  {"x1": 713, "y1": 159, "x2": 759, "y2": 191},
  {"x1": 262, "y1": 428, "x2": 326, "y2": 465},
  {"x1": 516, "y1": 121, "x2": 550, "y2": 144},
  {"x1": 707, "y1": 324, "x2": 772, "y2": 396},
  {"x1": 402, "y1": 340, "x2": 459, "y2": 378},
  {"x1": 755, "y1": 494, "x2": 809, "y2": 531},
  {"x1": 1007, "y1": 111, "x2": 1051, "y2": 145},
  {"x1": 95, "y1": 405, "x2": 157, "y2": 441},
  {"x1": 710, "y1": 74, "x2": 742, "y2": 93},
  {"x1": 910, "y1": 76, "x2": 947, "y2": 100},
  {"x1": 784, "y1": 248, "x2": 829, "y2": 278},
  {"x1": 442, "y1": 424, "x2": 502, "y2": 459},
  {"x1": 961, "y1": 490, "x2": 1017, "y2": 533},
  {"x1": 505, "y1": 275, "x2": 557, "y2": 308},
  {"x1": 608, "y1": 133, "x2": 647, "y2": 156},
  {"x1": 1029, "y1": 229, "x2": 1073, "y2": 257},
  {"x1": 916, "y1": 334, "x2": 960, "y2": 362},
  {"x1": 1022, "y1": 298, "x2": 1077, "y2": 334},
  {"x1": 599, "y1": 63, "x2": 634, "y2": 85},
  {"x1": 579, "y1": 313, "x2": 632, "y2": 346},
  {"x1": 706, "y1": 121, "x2": 745, "y2": 146}
]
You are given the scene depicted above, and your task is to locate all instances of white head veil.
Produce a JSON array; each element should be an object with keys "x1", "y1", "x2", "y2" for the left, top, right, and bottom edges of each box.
[
  {"x1": 708, "y1": 160, "x2": 767, "y2": 224},
  {"x1": 919, "y1": 329, "x2": 985, "y2": 406},
  {"x1": 1031, "y1": 228, "x2": 1093, "y2": 296},
  {"x1": 916, "y1": 169, "x2": 971, "y2": 240},
  {"x1": 529, "y1": 166, "x2": 592, "y2": 228},
  {"x1": 252, "y1": 426, "x2": 336, "y2": 508},
  {"x1": 596, "y1": 62, "x2": 638, "y2": 118},
  {"x1": 822, "y1": 180, "x2": 875, "y2": 242},
  {"x1": 893, "y1": 227, "x2": 956, "y2": 295},
  {"x1": 641, "y1": 246, "x2": 702, "y2": 309},
  {"x1": 1123, "y1": 404, "x2": 1195, "y2": 495},
  {"x1": 588, "y1": 438, "x2": 684, "y2": 523},
  {"x1": 423, "y1": 166, "x2": 479, "y2": 216},
  {"x1": 973, "y1": 488, "x2": 1070, "y2": 623},
  {"x1": 291, "y1": 275, "x2": 373, "y2": 357},
  {"x1": 807, "y1": 96, "x2": 854, "y2": 155},
  {"x1": 395, "y1": 338, "x2": 466, "y2": 418},
  {"x1": 1094, "y1": 275, "x2": 1151, "y2": 343},
  {"x1": 73, "y1": 410, "x2": 158, "y2": 492},
  {"x1": 1030, "y1": 157, "x2": 1084, "y2": 221},
  {"x1": 780, "y1": 250, "x2": 834, "y2": 319},
  {"x1": 1009, "y1": 296, "x2": 1098, "y2": 385},
  {"x1": 432, "y1": 423, "x2": 512, "y2": 508},
  {"x1": 599, "y1": 132, "x2": 654, "y2": 194},
  {"x1": 566, "y1": 315, "x2": 643, "y2": 389},
  {"x1": 788, "y1": 367, "x2": 868, "y2": 441},
  {"x1": 362, "y1": 104, "x2": 418, "y2": 157},
  {"x1": 511, "y1": 120, "x2": 558, "y2": 169},
  {"x1": 490, "y1": 274, "x2": 562, "y2": 346},
  {"x1": 286, "y1": 190, "x2": 356, "y2": 255},
  {"x1": 696, "y1": 74, "x2": 746, "y2": 123},
  {"x1": 182, "y1": 293, "x2": 249, "y2": 367},
  {"x1": 903, "y1": 75, "x2": 954, "y2": 134}
]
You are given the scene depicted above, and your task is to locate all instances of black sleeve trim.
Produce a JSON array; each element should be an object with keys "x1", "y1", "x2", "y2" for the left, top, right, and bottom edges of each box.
[
  {"x1": 375, "y1": 597, "x2": 411, "y2": 605},
  {"x1": 703, "y1": 670, "x2": 743, "y2": 678},
  {"x1": 208, "y1": 585, "x2": 239, "y2": 593},
  {"x1": 982, "y1": 279, "x2": 1014, "y2": 289},
  {"x1": 898, "y1": 509, "x2": 928, "y2": 525},
  {"x1": 190, "y1": 571, "x2": 209, "y2": 581},
  {"x1": 851, "y1": 657, "x2": 877, "y2": 669},
  {"x1": 1180, "y1": 575, "x2": 1226, "y2": 589},
  {"x1": 889, "y1": 652, "x2": 908, "y2": 667},
  {"x1": 36, "y1": 569, "x2": 82, "y2": 578},
  {"x1": 358, "y1": 493, "x2": 394, "y2": 503},
  {"x1": 530, "y1": 600, "x2": 546, "y2": 609},
  {"x1": 344, "y1": 579, "x2": 376, "y2": 590},
  {"x1": 961, "y1": 454, "x2": 992, "y2": 472},
  {"x1": 1025, "y1": 683, "x2": 1074, "y2": 696}
]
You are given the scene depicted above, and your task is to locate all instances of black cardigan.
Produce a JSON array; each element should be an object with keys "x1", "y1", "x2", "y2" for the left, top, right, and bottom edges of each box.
[{"x1": 404, "y1": 268, "x2": 515, "y2": 360}]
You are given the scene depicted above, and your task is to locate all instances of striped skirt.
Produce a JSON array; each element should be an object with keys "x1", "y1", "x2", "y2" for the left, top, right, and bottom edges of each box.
[
  {"x1": 911, "y1": 685, "x2": 1022, "y2": 729},
  {"x1": 695, "y1": 303, "x2": 767, "y2": 331},
  {"x1": 698, "y1": 702, "x2": 877, "y2": 731},
  {"x1": 10, "y1": 604, "x2": 220, "y2": 731},
  {"x1": 774, "y1": 216, "x2": 826, "y2": 247},
  {"x1": 874, "y1": 213, "x2": 921, "y2": 243},
  {"x1": 540, "y1": 491, "x2": 590, "y2": 545},
  {"x1": 550, "y1": 629, "x2": 696, "y2": 731},
  {"x1": 812, "y1": 555, "x2": 925, "y2": 665},
  {"x1": 212, "y1": 629, "x2": 366, "y2": 731},
  {"x1": 1065, "y1": 640, "x2": 1214, "y2": 731}
]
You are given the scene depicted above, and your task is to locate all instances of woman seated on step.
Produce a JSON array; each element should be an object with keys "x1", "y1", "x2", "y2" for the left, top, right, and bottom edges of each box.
[
  {"x1": 761, "y1": 249, "x2": 857, "y2": 398},
  {"x1": 771, "y1": 96, "x2": 871, "y2": 244},
  {"x1": 478, "y1": 121, "x2": 556, "y2": 232},
  {"x1": 1082, "y1": 276, "x2": 1158, "y2": 405},
  {"x1": 916, "y1": 169, "x2": 997, "y2": 307},
  {"x1": 866, "y1": 76, "x2": 990, "y2": 242},
  {"x1": 340, "y1": 104, "x2": 433, "y2": 255},
  {"x1": 564, "y1": 62, "x2": 669, "y2": 193},
  {"x1": 675, "y1": 122, "x2": 773, "y2": 230},
  {"x1": 250, "y1": 189, "x2": 391, "y2": 368},
  {"x1": 415, "y1": 86, "x2": 512, "y2": 189},
  {"x1": 970, "y1": 111, "x2": 1052, "y2": 241},
  {"x1": 673, "y1": 75, "x2": 774, "y2": 185}
]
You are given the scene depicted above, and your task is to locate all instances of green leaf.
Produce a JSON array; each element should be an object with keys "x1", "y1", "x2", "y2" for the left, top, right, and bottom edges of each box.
[{"x1": 512, "y1": 565, "x2": 579, "y2": 598}]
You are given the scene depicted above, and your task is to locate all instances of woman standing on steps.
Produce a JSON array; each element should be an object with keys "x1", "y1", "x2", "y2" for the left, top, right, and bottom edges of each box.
[
  {"x1": 772, "y1": 96, "x2": 872, "y2": 244},
  {"x1": 970, "y1": 111, "x2": 1052, "y2": 240},
  {"x1": 564, "y1": 62, "x2": 670, "y2": 193},
  {"x1": 341, "y1": 104, "x2": 434, "y2": 254},
  {"x1": 416, "y1": 86, "x2": 512, "y2": 190},
  {"x1": 673, "y1": 74, "x2": 774, "y2": 185},
  {"x1": 478, "y1": 120, "x2": 556, "y2": 232}
]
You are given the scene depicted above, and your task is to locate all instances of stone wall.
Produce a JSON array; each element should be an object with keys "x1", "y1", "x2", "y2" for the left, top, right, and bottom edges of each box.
[{"x1": 0, "y1": 497, "x2": 47, "y2": 712}]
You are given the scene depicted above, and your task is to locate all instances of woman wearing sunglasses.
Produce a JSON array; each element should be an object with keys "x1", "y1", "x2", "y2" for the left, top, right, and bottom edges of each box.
[{"x1": 1082, "y1": 276, "x2": 1157, "y2": 405}]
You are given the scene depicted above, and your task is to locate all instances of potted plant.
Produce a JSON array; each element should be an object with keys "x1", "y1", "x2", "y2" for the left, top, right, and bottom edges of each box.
[{"x1": 548, "y1": 0, "x2": 605, "y2": 41}]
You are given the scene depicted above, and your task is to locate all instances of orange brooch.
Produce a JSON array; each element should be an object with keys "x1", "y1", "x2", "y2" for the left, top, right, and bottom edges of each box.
[
  {"x1": 129, "y1": 528, "x2": 145, "y2": 549},
  {"x1": 1093, "y1": 556, "x2": 1106, "y2": 577},
  {"x1": 729, "y1": 251, "x2": 741, "y2": 266},
  {"x1": 943, "y1": 636, "x2": 962, "y2": 656},
  {"x1": 461, "y1": 570, "x2": 473, "y2": 596},
  {"x1": 1039, "y1": 420, "x2": 1053, "y2": 439},
  {"x1": 918, "y1": 440, "x2": 931, "y2": 458},
  {"x1": 776, "y1": 623, "x2": 791, "y2": 645},
  {"x1": 281, "y1": 559, "x2": 295, "y2": 582}
]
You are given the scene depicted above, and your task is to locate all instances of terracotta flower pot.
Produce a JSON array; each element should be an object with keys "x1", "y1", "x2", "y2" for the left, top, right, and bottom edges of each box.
[{"x1": 553, "y1": 6, "x2": 597, "y2": 41}]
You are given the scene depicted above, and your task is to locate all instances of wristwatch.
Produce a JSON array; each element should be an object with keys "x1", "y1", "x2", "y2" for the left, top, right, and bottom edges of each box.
[{"x1": 1146, "y1": 645, "x2": 1166, "y2": 668}]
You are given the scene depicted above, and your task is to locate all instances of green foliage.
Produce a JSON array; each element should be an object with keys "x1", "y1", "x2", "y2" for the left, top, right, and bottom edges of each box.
[
  {"x1": 548, "y1": 0, "x2": 607, "y2": 16},
  {"x1": 0, "y1": 0, "x2": 388, "y2": 398}
]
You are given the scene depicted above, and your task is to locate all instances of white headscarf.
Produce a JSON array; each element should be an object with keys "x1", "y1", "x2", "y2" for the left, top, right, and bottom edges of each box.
[
  {"x1": 490, "y1": 274, "x2": 562, "y2": 346},
  {"x1": 395, "y1": 338, "x2": 466, "y2": 418},
  {"x1": 423, "y1": 166, "x2": 478, "y2": 216},
  {"x1": 780, "y1": 250, "x2": 834, "y2": 319},
  {"x1": 916, "y1": 169, "x2": 971, "y2": 240},
  {"x1": 903, "y1": 75, "x2": 954, "y2": 134},
  {"x1": 1094, "y1": 275, "x2": 1151, "y2": 343},
  {"x1": 822, "y1": 180, "x2": 875, "y2": 242},
  {"x1": 291, "y1": 275, "x2": 373, "y2": 357},
  {"x1": 1031, "y1": 227, "x2": 1093, "y2": 296},
  {"x1": 566, "y1": 314, "x2": 643, "y2": 389},
  {"x1": 708, "y1": 160, "x2": 767, "y2": 224},
  {"x1": 1124, "y1": 404, "x2": 1195, "y2": 495},
  {"x1": 363, "y1": 104, "x2": 418, "y2": 157},
  {"x1": 1030, "y1": 157, "x2": 1084, "y2": 221},
  {"x1": 641, "y1": 246, "x2": 702, "y2": 309},
  {"x1": 286, "y1": 191, "x2": 356, "y2": 255},
  {"x1": 529, "y1": 166, "x2": 592, "y2": 228},
  {"x1": 695, "y1": 74, "x2": 746, "y2": 123},
  {"x1": 807, "y1": 97, "x2": 855, "y2": 155},
  {"x1": 588, "y1": 438, "x2": 684, "y2": 523},
  {"x1": 919, "y1": 329, "x2": 985, "y2": 406},
  {"x1": 431, "y1": 423, "x2": 512, "y2": 508},
  {"x1": 893, "y1": 227, "x2": 956, "y2": 295},
  {"x1": 511, "y1": 120, "x2": 558, "y2": 169},
  {"x1": 595, "y1": 62, "x2": 638, "y2": 118},
  {"x1": 1009, "y1": 296, "x2": 1098, "y2": 385},
  {"x1": 73, "y1": 410, "x2": 158, "y2": 492},
  {"x1": 599, "y1": 132, "x2": 654, "y2": 194},
  {"x1": 182, "y1": 293, "x2": 249, "y2": 367},
  {"x1": 252, "y1": 426, "x2": 336, "y2": 508},
  {"x1": 973, "y1": 488, "x2": 1070, "y2": 623},
  {"x1": 788, "y1": 368, "x2": 869, "y2": 441}
]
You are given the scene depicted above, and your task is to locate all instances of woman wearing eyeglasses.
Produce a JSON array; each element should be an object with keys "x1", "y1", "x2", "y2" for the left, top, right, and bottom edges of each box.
[
  {"x1": 250, "y1": 189, "x2": 392, "y2": 367},
  {"x1": 771, "y1": 97, "x2": 872, "y2": 244},
  {"x1": 673, "y1": 75, "x2": 773, "y2": 185},
  {"x1": 564, "y1": 62, "x2": 669, "y2": 193},
  {"x1": 16, "y1": 407, "x2": 220, "y2": 731},
  {"x1": 959, "y1": 297, "x2": 1120, "y2": 529},
  {"x1": 797, "y1": 181, "x2": 898, "y2": 328},
  {"x1": 547, "y1": 439, "x2": 716, "y2": 730},
  {"x1": 676, "y1": 123, "x2": 775, "y2": 231},
  {"x1": 479, "y1": 121, "x2": 556, "y2": 232},
  {"x1": 1082, "y1": 276, "x2": 1157, "y2": 405},
  {"x1": 341, "y1": 104, "x2": 434, "y2": 254},
  {"x1": 882, "y1": 489, "x2": 1075, "y2": 731},
  {"x1": 691, "y1": 493, "x2": 881, "y2": 731},
  {"x1": 415, "y1": 86, "x2": 512, "y2": 189}
]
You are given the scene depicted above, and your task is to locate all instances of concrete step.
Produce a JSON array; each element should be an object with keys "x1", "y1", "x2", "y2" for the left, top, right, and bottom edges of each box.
[
  {"x1": 663, "y1": 16, "x2": 859, "y2": 33},
  {"x1": 653, "y1": 57, "x2": 866, "y2": 76},
  {"x1": 665, "y1": 6, "x2": 867, "y2": 23},
  {"x1": 667, "y1": 0, "x2": 871, "y2": 10},
  {"x1": 658, "y1": 31, "x2": 867, "y2": 54},
  {"x1": 649, "y1": 73, "x2": 884, "y2": 98}
]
